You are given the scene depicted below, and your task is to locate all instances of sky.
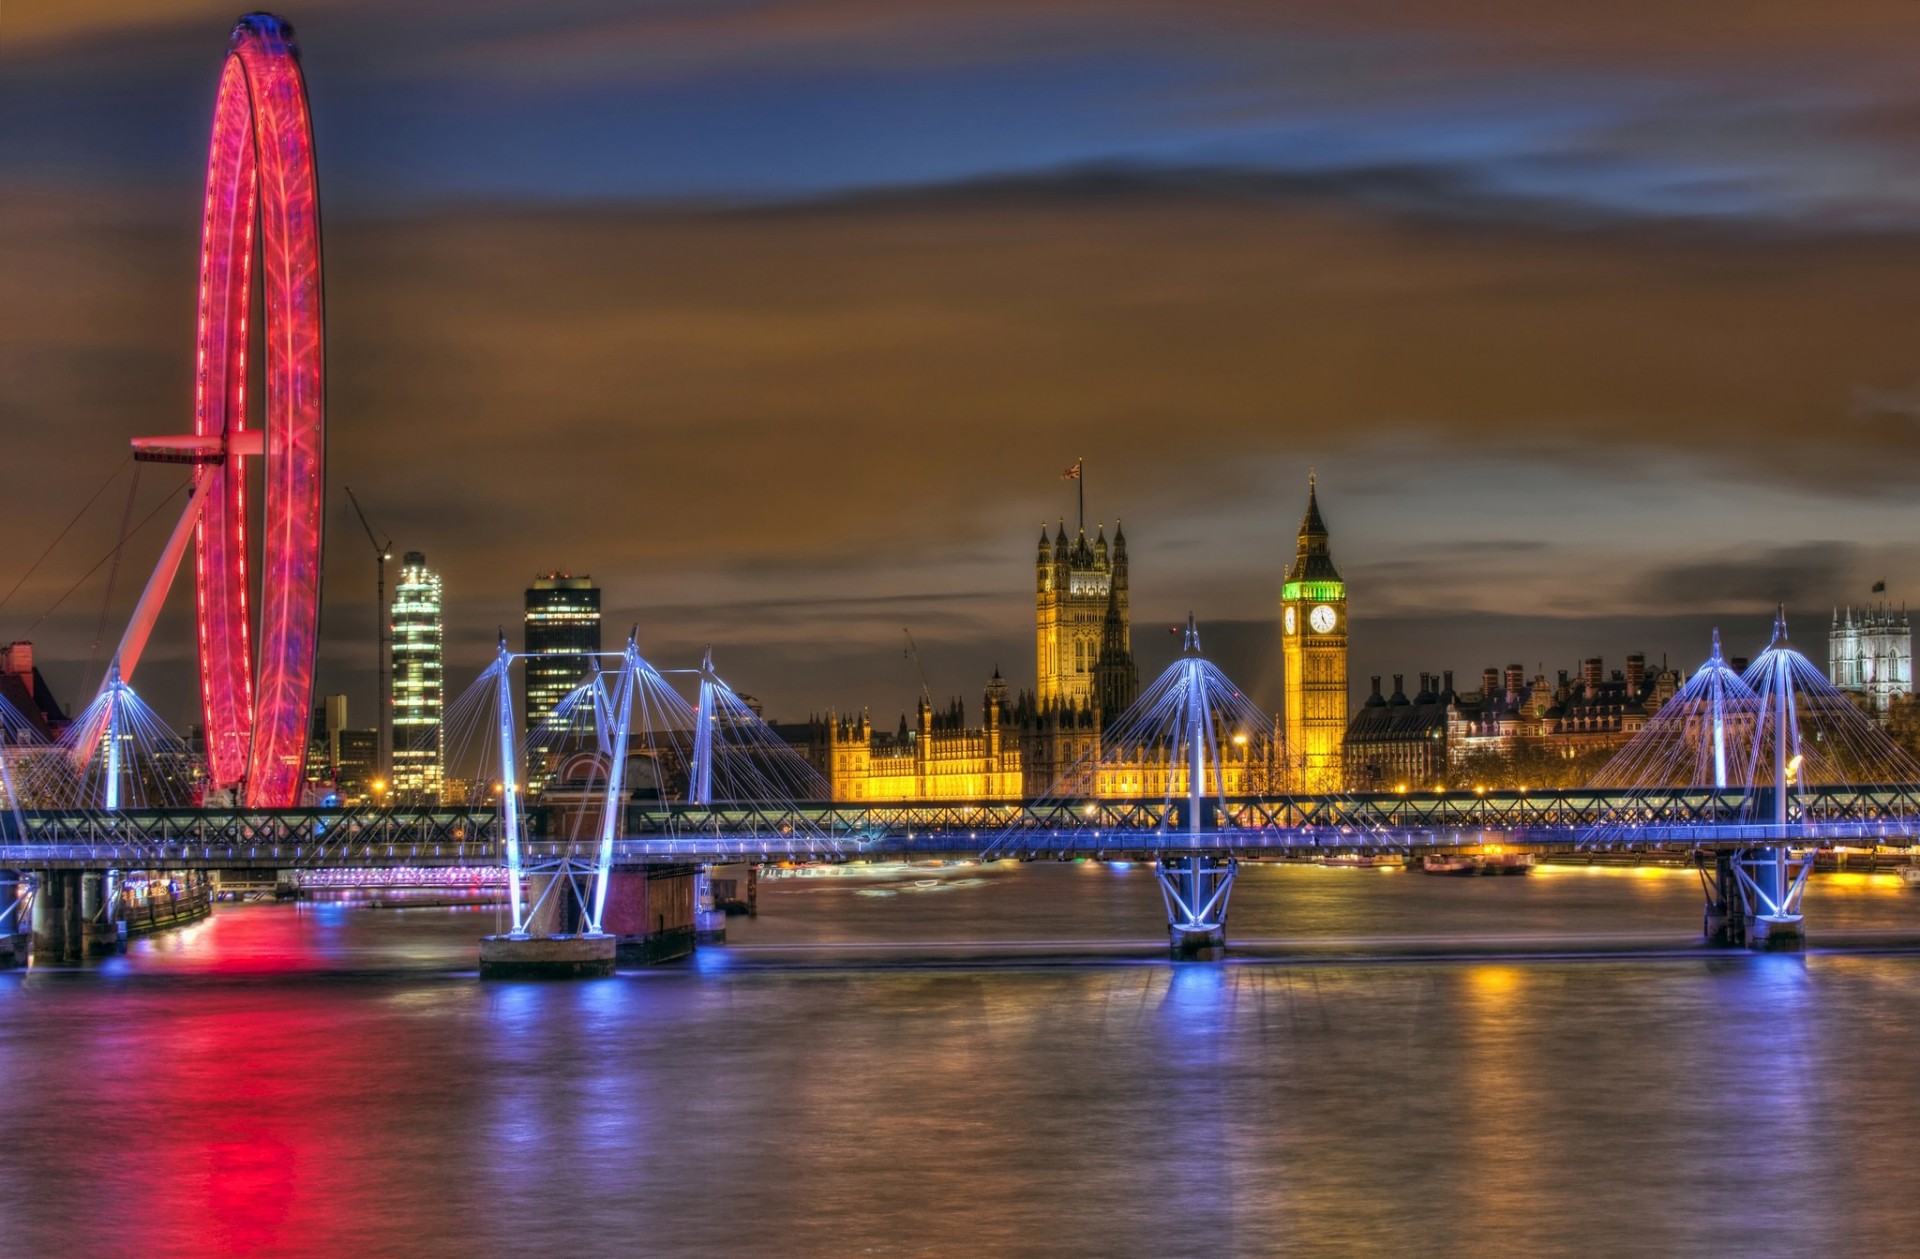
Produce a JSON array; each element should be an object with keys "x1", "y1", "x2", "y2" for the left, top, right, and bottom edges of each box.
[{"x1": 6, "y1": 0, "x2": 1920, "y2": 730}]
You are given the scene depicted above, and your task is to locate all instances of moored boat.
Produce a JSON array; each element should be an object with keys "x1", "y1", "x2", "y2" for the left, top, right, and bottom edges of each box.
[{"x1": 1423, "y1": 852, "x2": 1534, "y2": 876}]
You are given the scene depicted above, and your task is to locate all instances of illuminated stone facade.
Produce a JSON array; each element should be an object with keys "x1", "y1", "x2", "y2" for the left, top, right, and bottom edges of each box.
[
  {"x1": 1281, "y1": 479, "x2": 1348, "y2": 793},
  {"x1": 810, "y1": 673, "x2": 1024, "y2": 802},
  {"x1": 1036, "y1": 520, "x2": 1129, "y2": 709},
  {"x1": 1344, "y1": 657, "x2": 1682, "y2": 790},
  {"x1": 1830, "y1": 604, "x2": 1912, "y2": 720}
]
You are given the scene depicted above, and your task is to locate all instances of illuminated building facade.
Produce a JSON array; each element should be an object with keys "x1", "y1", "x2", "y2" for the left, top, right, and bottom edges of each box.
[
  {"x1": 1344, "y1": 657, "x2": 1681, "y2": 790},
  {"x1": 524, "y1": 572, "x2": 601, "y2": 738},
  {"x1": 1830, "y1": 605, "x2": 1912, "y2": 720},
  {"x1": 1281, "y1": 478, "x2": 1347, "y2": 793},
  {"x1": 391, "y1": 552, "x2": 444, "y2": 802},
  {"x1": 1036, "y1": 520, "x2": 1131, "y2": 709},
  {"x1": 810, "y1": 673, "x2": 1024, "y2": 802}
]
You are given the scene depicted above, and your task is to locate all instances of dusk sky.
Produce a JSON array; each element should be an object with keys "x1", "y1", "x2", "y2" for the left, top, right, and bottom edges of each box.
[{"x1": 8, "y1": 1, "x2": 1920, "y2": 728}]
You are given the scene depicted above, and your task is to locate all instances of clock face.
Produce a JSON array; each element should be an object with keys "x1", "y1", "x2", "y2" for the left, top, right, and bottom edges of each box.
[
  {"x1": 1283, "y1": 606, "x2": 1296, "y2": 635},
  {"x1": 1309, "y1": 604, "x2": 1337, "y2": 634}
]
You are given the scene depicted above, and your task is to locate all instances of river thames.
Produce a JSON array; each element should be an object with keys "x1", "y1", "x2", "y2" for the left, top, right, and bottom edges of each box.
[{"x1": 4, "y1": 861, "x2": 1920, "y2": 1257}]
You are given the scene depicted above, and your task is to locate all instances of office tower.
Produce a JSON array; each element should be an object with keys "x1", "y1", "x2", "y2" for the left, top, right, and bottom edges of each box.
[
  {"x1": 524, "y1": 572, "x2": 601, "y2": 738},
  {"x1": 391, "y1": 552, "x2": 444, "y2": 802}
]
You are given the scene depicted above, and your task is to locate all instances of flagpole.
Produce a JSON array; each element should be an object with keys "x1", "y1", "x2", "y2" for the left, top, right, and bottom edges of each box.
[{"x1": 1078, "y1": 456, "x2": 1085, "y2": 533}]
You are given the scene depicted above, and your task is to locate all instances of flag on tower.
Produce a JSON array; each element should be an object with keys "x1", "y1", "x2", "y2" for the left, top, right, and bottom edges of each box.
[
  {"x1": 1874, "y1": 579, "x2": 1888, "y2": 593},
  {"x1": 1061, "y1": 459, "x2": 1082, "y2": 480}
]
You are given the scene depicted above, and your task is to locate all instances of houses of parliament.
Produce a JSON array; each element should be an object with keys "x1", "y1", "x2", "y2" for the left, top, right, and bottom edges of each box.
[{"x1": 805, "y1": 480, "x2": 1348, "y2": 800}]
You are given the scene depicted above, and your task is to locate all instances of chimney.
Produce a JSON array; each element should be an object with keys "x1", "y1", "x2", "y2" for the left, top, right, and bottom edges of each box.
[
  {"x1": 1482, "y1": 667, "x2": 1499, "y2": 696},
  {"x1": 1582, "y1": 657, "x2": 1603, "y2": 694},
  {"x1": 1505, "y1": 664, "x2": 1524, "y2": 703},
  {"x1": 1442, "y1": 670, "x2": 1454, "y2": 697},
  {"x1": 1626, "y1": 654, "x2": 1645, "y2": 693},
  {"x1": 1391, "y1": 674, "x2": 1406, "y2": 702},
  {"x1": 1370, "y1": 676, "x2": 1383, "y2": 699},
  {"x1": 1, "y1": 641, "x2": 29, "y2": 679}
]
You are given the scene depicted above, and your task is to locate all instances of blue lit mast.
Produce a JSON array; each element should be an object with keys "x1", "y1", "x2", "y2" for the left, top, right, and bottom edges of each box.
[{"x1": 494, "y1": 632, "x2": 527, "y2": 935}]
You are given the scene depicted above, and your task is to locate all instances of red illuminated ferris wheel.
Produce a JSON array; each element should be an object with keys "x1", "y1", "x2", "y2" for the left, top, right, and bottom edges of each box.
[{"x1": 109, "y1": 14, "x2": 324, "y2": 808}]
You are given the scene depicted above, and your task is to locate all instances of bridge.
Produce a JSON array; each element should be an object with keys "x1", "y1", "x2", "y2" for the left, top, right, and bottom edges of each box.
[
  {"x1": 0, "y1": 778, "x2": 1913, "y2": 966},
  {"x1": 7, "y1": 783, "x2": 1920, "y2": 865}
]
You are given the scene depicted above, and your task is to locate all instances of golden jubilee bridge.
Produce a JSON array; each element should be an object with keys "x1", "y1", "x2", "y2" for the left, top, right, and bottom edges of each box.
[{"x1": 10, "y1": 611, "x2": 1920, "y2": 967}]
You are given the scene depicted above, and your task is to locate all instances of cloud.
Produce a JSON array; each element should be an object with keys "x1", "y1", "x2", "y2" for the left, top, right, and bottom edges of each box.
[{"x1": 1636, "y1": 543, "x2": 1865, "y2": 611}]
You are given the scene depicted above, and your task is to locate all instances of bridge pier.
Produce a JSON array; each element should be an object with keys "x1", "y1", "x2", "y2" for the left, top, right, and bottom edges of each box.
[
  {"x1": 0, "y1": 874, "x2": 22, "y2": 968},
  {"x1": 1702, "y1": 849, "x2": 1809, "y2": 951},
  {"x1": 32, "y1": 871, "x2": 83, "y2": 963},
  {"x1": 80, "y1": 872, "x2": 124, "y2": 956},
  {"x1": 1156, "y1": 856, "x2": 1236, "y2": 960}
]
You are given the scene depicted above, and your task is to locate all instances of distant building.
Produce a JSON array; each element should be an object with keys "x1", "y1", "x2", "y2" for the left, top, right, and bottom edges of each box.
[
  {"x1": 0, "y1": 641, "x2": 68, "y2": 740},
  {"x1": 1830, "y1": 605, "x2": 1911, "y2": 720},
  {"x1": 809, "y1": 678, "x2": 1024, "y2": 802},
  {"x1": 306, "y1": 693, "x2": 349, "y2": 791},
  {"x1": 524, "y1": 572, "x2": 601, "y2": 740},
  {"x1": 1344, "y1": 656, "x2": 1681, "y2": 791},
  {"x1": 1036, "y1": 519, "x2": 1133, "y2": 710},
  {"x1": 336, "y1": 728, "x2": 378, "y2": 802},
  {"x1": 392, "y1": 552, "x2": 444, "y2": 802}
]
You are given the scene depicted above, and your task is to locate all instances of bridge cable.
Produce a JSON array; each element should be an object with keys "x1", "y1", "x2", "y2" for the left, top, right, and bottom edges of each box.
[
  {"x1": 0, "y1": 455, "x2": 131, "y2": 623},
  {"x1": 84, "y1": 462, "x2": 143, "y2": 697},
  {"x1": 19, "y1": 481, "x2": 189, "y2": 644}
]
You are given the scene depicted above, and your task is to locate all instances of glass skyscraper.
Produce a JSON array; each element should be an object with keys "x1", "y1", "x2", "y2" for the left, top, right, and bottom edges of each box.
[
  {"x1": 391, "y1": 551, "x2": 444, "y2": 802},
  {"x1": 524, "y1": 572, "x2": 601, "y2": 739}
]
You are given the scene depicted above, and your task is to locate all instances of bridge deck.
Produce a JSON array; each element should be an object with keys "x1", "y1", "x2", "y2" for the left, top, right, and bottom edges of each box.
[{"x1": 1, "y1": 787, "x2": 1916, "y2": 868}]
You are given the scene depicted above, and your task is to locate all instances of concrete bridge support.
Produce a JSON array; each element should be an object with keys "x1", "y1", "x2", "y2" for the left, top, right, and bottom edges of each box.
[
  {"x1": 32, "y1": 871, "x2": 84, "y2": 963},
  {"x1": 602, "y1": 865, "x2": 696, "y2": 964},
  {"x1": 0, "y1": 873, "x2": 22, "y2": 968},
  {"x1": 81, "y1": 872, "x2": 124, "y2": 956},
  {"x1": 1156, "y1": 856, "x2": 1236, "y2": 961}
]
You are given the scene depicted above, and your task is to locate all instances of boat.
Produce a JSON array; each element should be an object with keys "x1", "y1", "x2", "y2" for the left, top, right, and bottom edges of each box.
[
  {"x1": 1423, "y1": 853, "x2": 1535, "y2": 877},
  {"x1": 1319, "y1": 853, "x2": 1404, "y2": 870}
]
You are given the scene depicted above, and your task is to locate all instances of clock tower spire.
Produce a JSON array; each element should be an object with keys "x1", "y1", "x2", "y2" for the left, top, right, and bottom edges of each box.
[{"x1": 1281, "y1": 472, "x2": 1348, "y2": 793}]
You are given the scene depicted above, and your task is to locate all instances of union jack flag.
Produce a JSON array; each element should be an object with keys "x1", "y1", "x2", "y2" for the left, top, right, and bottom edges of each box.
[{"x1": 1061, "y1": 459, "x2": 1082, "y2": 480}]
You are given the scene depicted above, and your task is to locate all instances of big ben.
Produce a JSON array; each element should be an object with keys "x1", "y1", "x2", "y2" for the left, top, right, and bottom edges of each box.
[{"x1": 1281, "y1": 474, "x2": 1347, "y2": 793}]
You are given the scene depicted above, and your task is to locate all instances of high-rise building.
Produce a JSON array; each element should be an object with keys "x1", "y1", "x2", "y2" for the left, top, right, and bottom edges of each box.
[
  {"x1": 391, "y1": 552, "x2": 444, "y2": 801},
  {"x1": 524, "y1": 572, "x2": 601, "y2": 737},
  {"x1": 1830, "y1": 605, "x2": 1912, "y2": 720},
  {"x1": 1035, "y1": 519, "x2": 1130, "y2": 710},
  {"x1": 305, "y1": 693, "x2": 348, "y2": 789},
  {"x1": 336, "y1": 728, "x2": 378, "y2": 802},
  {"x1": 1281, "y1": 476, "x2": 1348, "y2": 793}
]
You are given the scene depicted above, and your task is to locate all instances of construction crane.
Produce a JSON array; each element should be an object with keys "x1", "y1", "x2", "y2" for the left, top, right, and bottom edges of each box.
[
  {"x1": 902, "y1": 628, "x2": 933, "y2": 711},
  {"x1": 344, "y1": 487, "x2": 393, "y2": 782}
]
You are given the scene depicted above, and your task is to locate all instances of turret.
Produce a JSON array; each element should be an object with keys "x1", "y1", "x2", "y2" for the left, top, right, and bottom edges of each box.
[{"x1": 1094, "y1": 578, "x2": 1138, "y2": 726}]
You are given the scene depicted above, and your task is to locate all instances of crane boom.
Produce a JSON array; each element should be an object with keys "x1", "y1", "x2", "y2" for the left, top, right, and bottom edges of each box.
[{"x1": 344, "y1": 487, "x2": 394, "y2": 785}]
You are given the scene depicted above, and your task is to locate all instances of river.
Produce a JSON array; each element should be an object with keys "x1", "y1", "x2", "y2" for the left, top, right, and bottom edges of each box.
[{"x1": 3, "y1": 861, "x2": 1919, "y2": 1257}]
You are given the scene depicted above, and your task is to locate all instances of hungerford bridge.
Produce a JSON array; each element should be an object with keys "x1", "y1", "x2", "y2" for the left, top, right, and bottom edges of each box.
[
  {"x1": 8, "y1": 616, "x2": 1920, "y2": 970},
  {"x1": 6, "y1": 15, "x2": 1917, "y2": 971}
]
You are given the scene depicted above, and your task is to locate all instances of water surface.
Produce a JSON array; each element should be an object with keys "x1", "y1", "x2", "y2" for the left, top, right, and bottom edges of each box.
[{"x1": 3, "y1": 862, "x2": 1919, "y2": 1257}]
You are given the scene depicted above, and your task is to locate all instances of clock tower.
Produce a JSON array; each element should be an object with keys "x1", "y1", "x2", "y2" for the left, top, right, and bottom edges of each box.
[{"x1": 1281, "y1": 475, "x2": 1348, "y2": 794}]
